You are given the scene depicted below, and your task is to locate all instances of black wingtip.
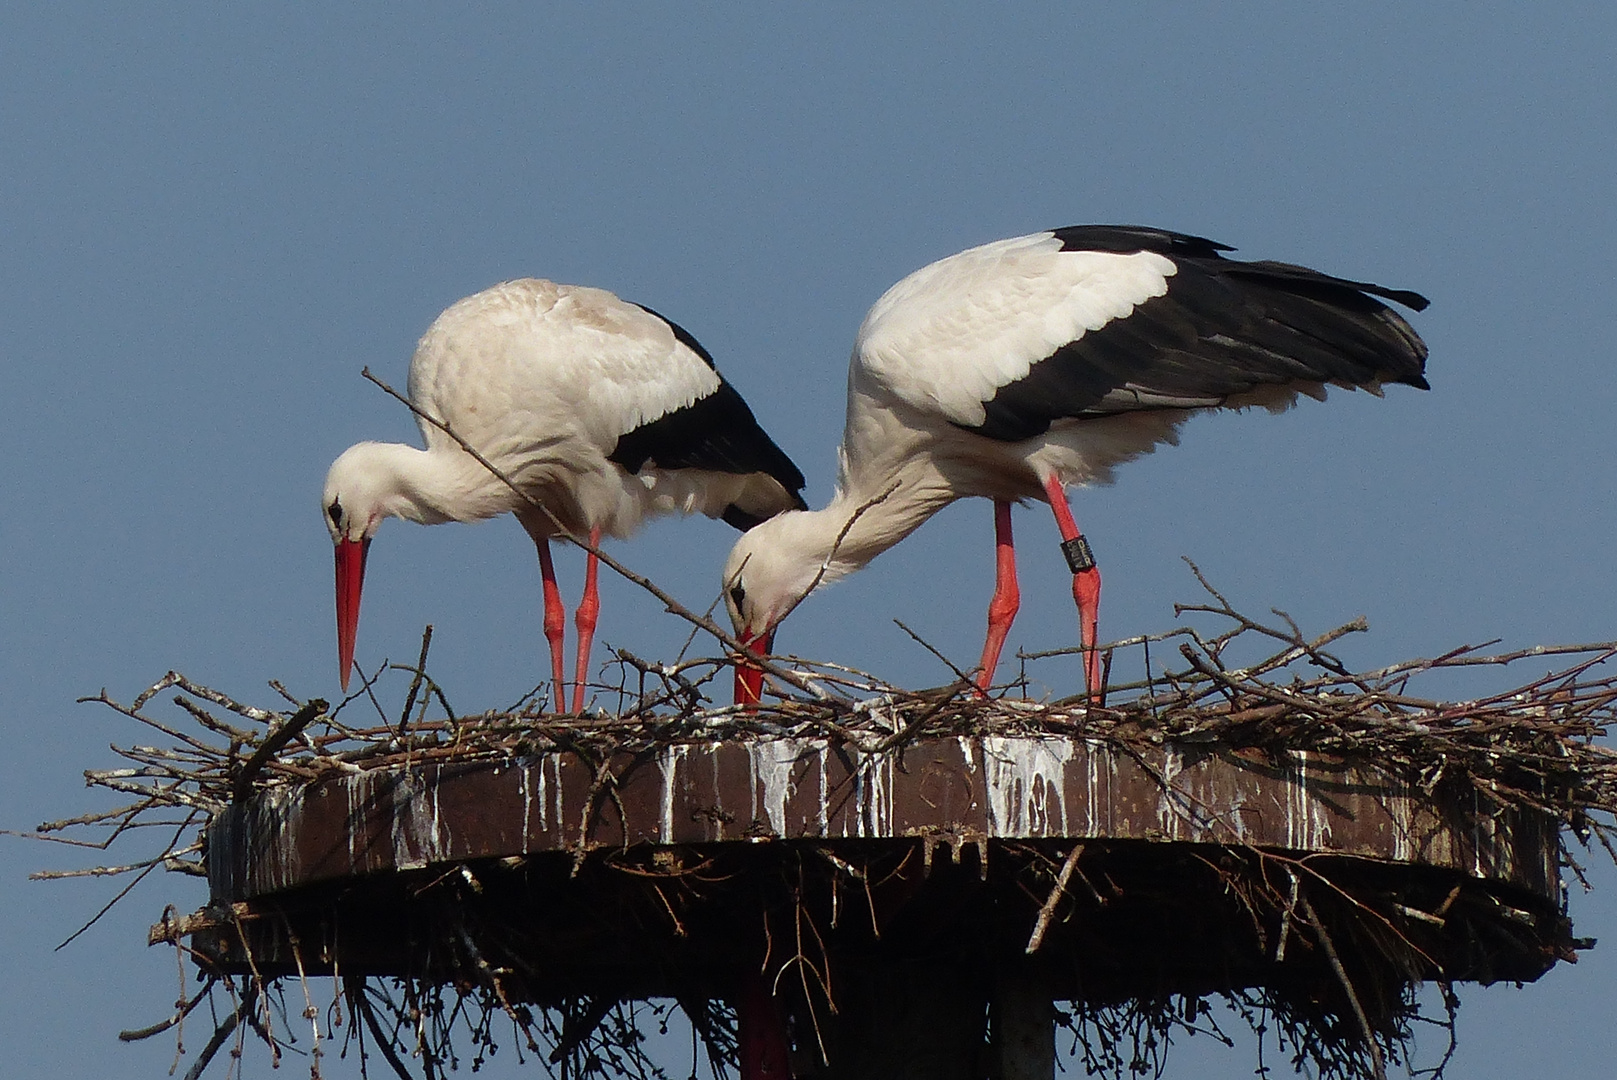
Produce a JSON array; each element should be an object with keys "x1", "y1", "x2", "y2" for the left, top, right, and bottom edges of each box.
[
  {"x1": 721, "y1": 483, "x2": 807, "y2": 532},
  {"x1": 722, "y1": 505, "x2": 765, "y2": 531},
  {"x1": 1379, "y1": 287, "x2": 1430, "y2": 312}
]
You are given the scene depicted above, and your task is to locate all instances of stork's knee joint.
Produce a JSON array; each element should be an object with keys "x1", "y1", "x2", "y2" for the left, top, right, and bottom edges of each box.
[{"x1": 987, "y1": 589, "x2": 1020, "y2": 623}]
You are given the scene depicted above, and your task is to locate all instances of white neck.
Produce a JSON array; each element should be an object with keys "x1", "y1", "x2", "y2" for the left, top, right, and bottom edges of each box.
[{"x1": 781, "y1": 461, "x2": 958, "y2": 585}]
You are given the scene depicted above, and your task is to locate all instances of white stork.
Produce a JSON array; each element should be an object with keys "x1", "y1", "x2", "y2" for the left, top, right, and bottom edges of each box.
[
  {"x1": 722, "y1": 225, "x2": 1428, "y2": 703},
  {"x1": 323, "y1": 278, "x2": 806, "y2": 711}
]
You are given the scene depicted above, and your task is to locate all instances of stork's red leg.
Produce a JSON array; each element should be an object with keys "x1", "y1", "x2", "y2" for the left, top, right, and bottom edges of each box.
[
  {"x1": 738, "y1": 973, "x2": 791, "y2": 1080},
  {"x1": 977, "y1": 500, "x2": 1021, "y2": 692},
  {"x1": 570, "y1": 527, "x2": 603, "y2": 714},
  {"x1": 535, "y1": 538, "x2": 568, "y2": 713},
  {"x1": 1041, "y1": 474, "x2": 1102, "y2": 701}
]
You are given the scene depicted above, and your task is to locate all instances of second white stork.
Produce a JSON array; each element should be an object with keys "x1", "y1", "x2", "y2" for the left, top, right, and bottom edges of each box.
[
  {"x1": 324, "y1": 278, "x2": 806, "y2": 710},
  {"x1": 723, "y1": 225, "x2": 1428, "y2": 703}
]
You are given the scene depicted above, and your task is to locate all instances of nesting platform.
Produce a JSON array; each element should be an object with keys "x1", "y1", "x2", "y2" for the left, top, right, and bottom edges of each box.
[
  {"x1": 180, "y1": 733, "x2": 1573, "y2": 1077},
  {"x1": 71, "y1": 605, "x2": 1614, "y2": 1077}
]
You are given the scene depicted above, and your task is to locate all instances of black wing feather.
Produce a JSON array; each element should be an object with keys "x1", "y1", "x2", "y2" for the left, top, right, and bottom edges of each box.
[
  {"x1": 968, "y1": 226, "x2": 1429, "y2": 442},
  {"x1": 608, "y1": 306, "x2": 808, "y2": 529}
]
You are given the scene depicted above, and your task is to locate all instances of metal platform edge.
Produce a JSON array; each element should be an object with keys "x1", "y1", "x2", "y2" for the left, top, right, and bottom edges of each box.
[{"x1": 207, "y1": 735, "x2": 1562, "y2": 903}]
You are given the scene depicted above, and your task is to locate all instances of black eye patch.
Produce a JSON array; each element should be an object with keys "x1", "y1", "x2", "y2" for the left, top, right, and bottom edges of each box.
[
  {"x1": 728, "y1": 583, "x2": 746, "y2": 610},
  {"x1": 327, "y1": 499, "x2": 343, "y2": 527}
]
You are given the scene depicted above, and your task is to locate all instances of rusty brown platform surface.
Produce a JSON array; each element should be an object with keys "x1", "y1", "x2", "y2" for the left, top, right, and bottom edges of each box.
[{"x1": 208, "y1": 735, "x2": 1560, "y2": 903}]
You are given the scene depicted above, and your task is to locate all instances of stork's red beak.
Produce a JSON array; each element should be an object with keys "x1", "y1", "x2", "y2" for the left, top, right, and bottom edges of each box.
[
  {"x1": 734, "y1": 628, "x2": 774, "y2": 706},
  {"x1": 335, "y1": 537, "x2": 370, "y2": 692}
]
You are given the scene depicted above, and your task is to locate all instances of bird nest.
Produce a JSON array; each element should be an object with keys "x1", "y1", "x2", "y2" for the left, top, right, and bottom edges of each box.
[{"x1": 28, "y1": 571, "x2": 1617, "y2": 1080}]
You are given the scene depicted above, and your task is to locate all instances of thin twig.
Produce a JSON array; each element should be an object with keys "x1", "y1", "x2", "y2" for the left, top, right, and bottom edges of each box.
[
  {"x1": 181, "y1": 981, "x2": 257, "y2": 1080},
  {"x1": 399, "y1": 624, "x2": 435, "y2": 735}
]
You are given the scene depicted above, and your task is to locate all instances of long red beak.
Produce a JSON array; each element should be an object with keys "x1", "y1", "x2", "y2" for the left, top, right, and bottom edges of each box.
[
  {"x1": 734, "y1": 628, "x2": 775, "y2": 706},
  {"x1": 335, "y1": 537, "x2": 370, "y2": 692}
]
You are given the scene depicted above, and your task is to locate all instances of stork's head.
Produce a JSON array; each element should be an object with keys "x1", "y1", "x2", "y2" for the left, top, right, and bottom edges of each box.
[
  {"x1": 322, "y1": 442, "x2": 412, "y2": 692},
  {"x1": 721, "y1": 510, "x2": 836, "y2": 704}
]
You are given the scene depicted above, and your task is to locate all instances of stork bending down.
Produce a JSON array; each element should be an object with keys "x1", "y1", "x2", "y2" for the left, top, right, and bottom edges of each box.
[
  {"x1": 723, "y1": 225, "x2": 1428, "y2": 703},
  {"x1": 323, "y1": 278, "x2": 805, "y2": 711}
]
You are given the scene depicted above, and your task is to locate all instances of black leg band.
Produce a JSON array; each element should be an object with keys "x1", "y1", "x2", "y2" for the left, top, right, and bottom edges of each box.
[{"x1": 1061, "y1": 535, "x2": 1096, "y2": 574}]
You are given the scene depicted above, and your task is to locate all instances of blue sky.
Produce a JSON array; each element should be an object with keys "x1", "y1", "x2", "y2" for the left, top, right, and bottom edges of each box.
[{"x1": 2, "y1": 5, "x2": 1614, "y2": 1076}]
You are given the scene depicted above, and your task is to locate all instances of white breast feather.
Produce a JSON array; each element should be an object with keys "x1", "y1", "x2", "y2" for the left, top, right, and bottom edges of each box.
[{"x1": 854, "y1": 233, "x2": 1177, "y2": 427}]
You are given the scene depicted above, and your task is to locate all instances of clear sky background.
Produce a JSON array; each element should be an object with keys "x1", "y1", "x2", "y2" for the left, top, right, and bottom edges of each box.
[{"x1": 3, "y1": 5, "x2": 1614, "y2": 1077}]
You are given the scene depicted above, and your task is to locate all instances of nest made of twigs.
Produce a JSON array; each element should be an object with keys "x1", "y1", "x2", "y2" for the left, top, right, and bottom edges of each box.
[{"x1": 26, "y1": 573, "x2": 1617, "y2": 1080}]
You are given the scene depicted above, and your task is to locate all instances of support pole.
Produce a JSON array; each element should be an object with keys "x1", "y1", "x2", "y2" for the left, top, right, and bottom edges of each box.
[
  {"x1": 820, "y1": 958, "x2": 985, "y2": 1080},
  {"x1": 992, "y1": 970, "x2": 1054, "y2": 1080}
]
